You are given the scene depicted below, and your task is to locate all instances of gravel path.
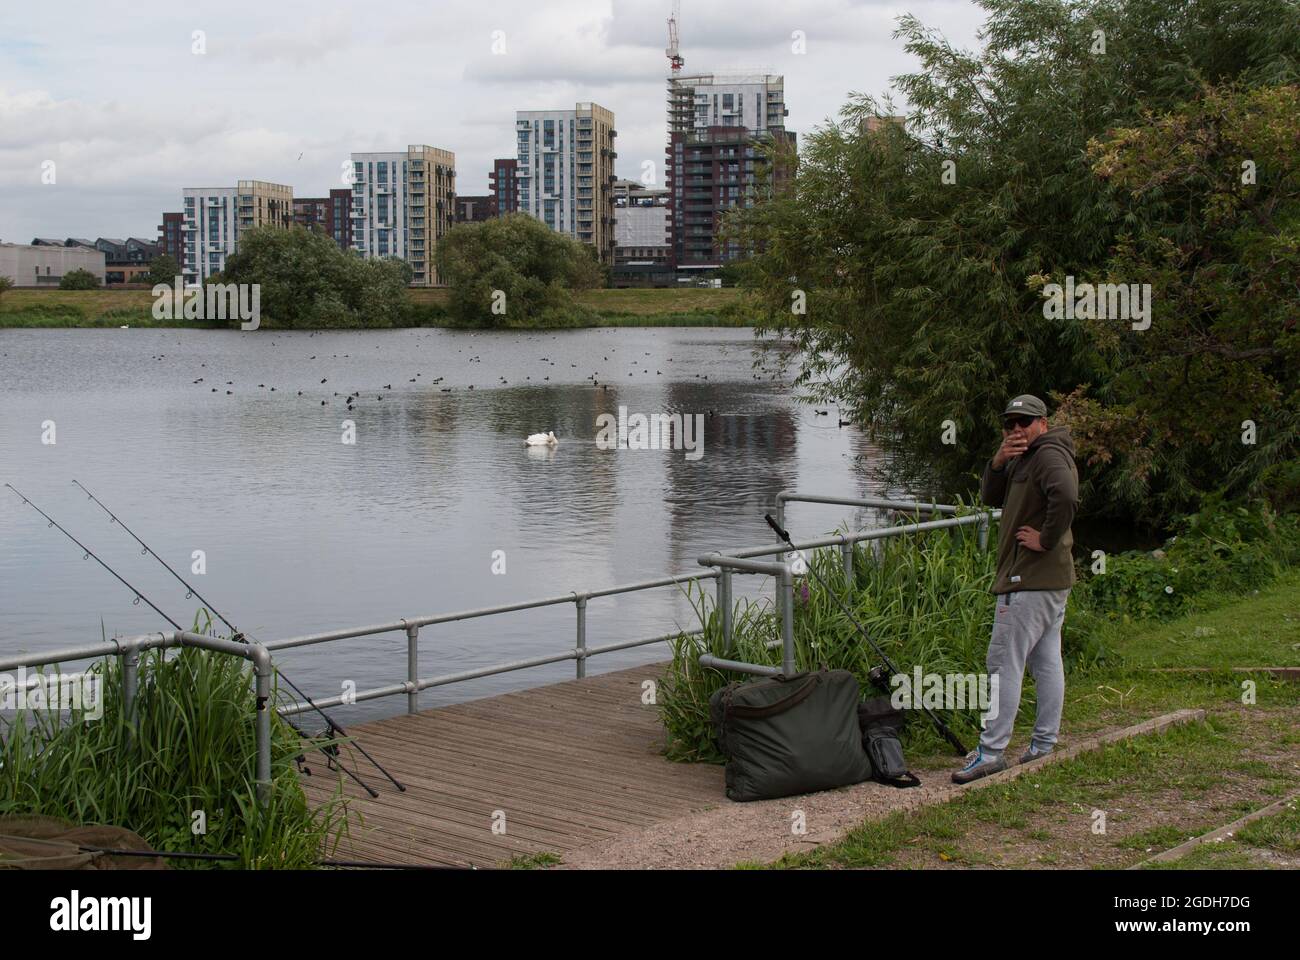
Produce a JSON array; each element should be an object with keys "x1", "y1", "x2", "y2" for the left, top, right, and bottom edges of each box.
[
  {"x1": 555, "y1": 774, "x2": 961, "y2": 869},
  {"x1": 554, "y1": 709, "x2": 1203, "y2": 869}
]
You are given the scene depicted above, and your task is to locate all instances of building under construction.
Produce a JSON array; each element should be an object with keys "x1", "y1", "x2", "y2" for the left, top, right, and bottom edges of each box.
[{"x1": 662, "y1": 4, "x2": 794, "y2": 276}]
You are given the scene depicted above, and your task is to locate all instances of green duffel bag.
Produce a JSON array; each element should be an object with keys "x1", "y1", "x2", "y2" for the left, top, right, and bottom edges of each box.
[{"x1": 709, "y1": 668, "x2": 873, "y2": 802}]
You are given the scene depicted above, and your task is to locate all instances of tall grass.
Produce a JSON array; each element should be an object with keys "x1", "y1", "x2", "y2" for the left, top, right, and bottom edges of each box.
[
  {"x1": 0, "y1": 630, "x2": 349, "y2": 868},
  {"x1": 660, "y1": 499, "x2": 1299, "y2": 765},
  {"x1": 660, "y1": 519, "x2": 1024, "y2": 761}
]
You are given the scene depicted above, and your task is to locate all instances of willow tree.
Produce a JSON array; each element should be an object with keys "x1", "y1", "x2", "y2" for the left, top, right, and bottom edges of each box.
[
  {"x1": 435, "y1": 213, "x2": 603, "y2": 328},
  {"x1": 729, "y1": 0, "x2": 1300, "y2": 523}
]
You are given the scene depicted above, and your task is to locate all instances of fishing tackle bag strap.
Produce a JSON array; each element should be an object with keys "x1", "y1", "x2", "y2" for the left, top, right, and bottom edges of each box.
[
  {"x1": 727, "y1": 672, "x2": 819, "y2": 720},
  {"x1": 857, "y1": 696, "x2": 921, "y2": 789}
]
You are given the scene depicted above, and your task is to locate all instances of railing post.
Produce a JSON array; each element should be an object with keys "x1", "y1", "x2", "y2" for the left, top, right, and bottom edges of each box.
[
  {"x1": 406, "y1": 623, "x2": 420, "y2": 715},
  {"x1": 778, "y1": 563, "x2": 796, "y2": 677},
  {"x1": 978, "y1": 513, "x2": 990, "y2": 551},
  {"x1": 575, "y1": 595, "x2": 587, "y2": 679},
  {"x1": 254, "y1": 660, "x2": 272, "y2": 808},
  {"x1": 121, "y1": 645, "x2": 140, "y2": 748},
  {"x1": 719, "y1": 569, "x2": 733, "y2": 653},
  {"x1": 840, "y1": 539, "x2": 853, "y2": 586}
]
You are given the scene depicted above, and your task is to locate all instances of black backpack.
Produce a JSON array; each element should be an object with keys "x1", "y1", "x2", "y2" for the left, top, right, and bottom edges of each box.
[{"x1": 857, "y1": 696, "x2": 921, "y2": 788}]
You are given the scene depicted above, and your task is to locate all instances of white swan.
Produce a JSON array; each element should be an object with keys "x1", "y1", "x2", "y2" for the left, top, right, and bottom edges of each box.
[{"x1": 525, "y1": 431, "x2": 558, "y2": 446}]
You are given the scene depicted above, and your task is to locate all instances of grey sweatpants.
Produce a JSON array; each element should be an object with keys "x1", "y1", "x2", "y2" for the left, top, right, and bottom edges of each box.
[{"x1": 979, "y1": 588, "x2": 1070, "y2": 759}]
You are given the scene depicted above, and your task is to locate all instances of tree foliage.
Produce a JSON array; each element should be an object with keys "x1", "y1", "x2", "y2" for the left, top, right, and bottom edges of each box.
[
  {"x1": 143, "y1": 254, "x2": 180, "y2": 287},
  {"x1": 434, "y1": 213, "x2": 602, "y2": 327},
  {"x1": 58, "y1": 268, "x2": 100, "y2": 290},
  {"x1": 220, "y1": 226, "x2": 412, "y2": 328},
  {"x1": 729, "y1": 0, "x2": 1300, "y2": 522}
]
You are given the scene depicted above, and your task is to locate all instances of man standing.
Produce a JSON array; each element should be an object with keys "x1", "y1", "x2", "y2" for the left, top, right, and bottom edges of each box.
[{"x1": 953, "y1": 394, "x2": 1080, "y2": 783}]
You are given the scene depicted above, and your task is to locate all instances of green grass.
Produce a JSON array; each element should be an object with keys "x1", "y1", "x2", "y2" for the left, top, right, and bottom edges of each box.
[
  {"x1": 0, "y1": 625, "x2": 350, "y2": 869},
  {"x1": 0, "y1": 286, "x2": 752, "y2": 329},
  {"x1": 660, "y1": 511, "x2": 1104, "y2": 763},
  {"x1": 503, "y1": 851, "x2": 563, "y2": 869},
  {"x1": 661, "y1": 503, "x2": 1300, "y2": 765},
  {"x1": 0, "y1": 304, "x2": 195, "y2": 328},
  {"x1": 761, "y1": 572, "x2": 1300, "y2": 870},
  {"x1": 1139, "y1": 796, "x2": 1300, "y2": 869}
]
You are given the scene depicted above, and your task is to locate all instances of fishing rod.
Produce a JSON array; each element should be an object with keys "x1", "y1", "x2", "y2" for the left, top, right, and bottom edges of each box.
[
  {"x1": 765, "y1": 513, "x2": 970, "y2": 756},
  {"x1": 5, "y1": 483, "x2": 187, "y2": 631},
  {"x1": 69, "y1": 479, "x2": 404, "y2": 794},
  {"x1": 5, "y1": 483, "x2": 382, "y2": 799}
]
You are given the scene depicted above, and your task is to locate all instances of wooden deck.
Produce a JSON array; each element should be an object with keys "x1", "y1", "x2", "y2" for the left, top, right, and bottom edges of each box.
[{"x1": 298, "y1": 663, "x2": 723, "y2": 867}]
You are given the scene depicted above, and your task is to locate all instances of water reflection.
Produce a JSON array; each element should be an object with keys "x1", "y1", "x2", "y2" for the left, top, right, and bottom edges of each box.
[{"x1": 0, "y1": 327, "x2": 892, "y2": 721}]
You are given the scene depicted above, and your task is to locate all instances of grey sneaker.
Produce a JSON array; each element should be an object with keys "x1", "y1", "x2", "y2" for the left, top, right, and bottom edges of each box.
[
  {"x1": 1020, "y1": 745, "x2": 1053, "y2": 764},
  {"x1": 952, "y1": 747, "x2": 1006, "y2": 784}
]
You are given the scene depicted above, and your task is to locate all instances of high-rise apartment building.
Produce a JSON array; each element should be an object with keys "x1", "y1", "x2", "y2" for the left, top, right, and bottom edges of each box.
[
  {"x1": 515, "y1": 102, "x2": 617, "y2": 264},
  {"x1": 181, "y1": 187, "x2": 236, "y2": 285},
  {"x1": 158, "y1": 211, "x2": 184, "y2": 266},
  {"x1": 455, "y1": 196, "x2": 495, "y2": 223},
  {"x1": 237, "y1": 180, "x2": 293, "y2": 233},
  {"x1": 293, "y1": 188, "x2": 354, "y2": 250},
  {"x1": 489, "y1": 158, "x2": 519, "y2": 216},
  {"x1": 349, "y1": 145, "x2": 455, "y2": 286},
  {"x1": 180, "y1": 180, "x2": 293, "y2": 285},
  {"x1": 668, "y1": 73, "x2": 788, "y2": 137},
  {"x1": 665, "y1": 73, "x2": 793, "y2": 272}
]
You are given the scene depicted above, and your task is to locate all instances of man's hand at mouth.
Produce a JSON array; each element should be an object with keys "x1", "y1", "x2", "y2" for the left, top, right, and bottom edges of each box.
[{"x1": 993, "y1": 434, "x2": 1030, "y2": 469}]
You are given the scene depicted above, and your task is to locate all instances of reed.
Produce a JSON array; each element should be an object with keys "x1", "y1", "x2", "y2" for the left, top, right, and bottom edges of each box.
[
  {"x1": 659, "y1": 515, "x2": 1113, "y2": 762},
  {"x1": 661, "y1": 523, "x2": 994, "y2": 761},
  {"x1": 0, "y1": 623, "x2": 348, "y2": 868}
]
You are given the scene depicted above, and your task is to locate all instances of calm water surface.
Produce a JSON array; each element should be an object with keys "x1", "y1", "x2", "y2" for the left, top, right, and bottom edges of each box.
[{"x1": 0, "y1": 327, "x2": 898, "y2": 721}]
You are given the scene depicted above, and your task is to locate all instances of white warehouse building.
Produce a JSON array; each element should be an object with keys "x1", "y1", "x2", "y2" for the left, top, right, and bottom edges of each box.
[{"x1": 0, "y1": 241, "x2": 106, "y2": 287}]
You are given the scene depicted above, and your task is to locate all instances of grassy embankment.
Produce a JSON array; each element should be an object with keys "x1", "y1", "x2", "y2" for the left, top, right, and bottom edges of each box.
[
  {"x1": 764, "y1": 574, "x2": 1300, "y2": 869},
  {"x1": 0, "y1": 286, "x2": 750, "y2": 329}
]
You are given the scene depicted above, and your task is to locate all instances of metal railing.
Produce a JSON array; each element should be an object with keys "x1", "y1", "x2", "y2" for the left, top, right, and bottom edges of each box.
[
  {"x1": 0, "y1": 631, "x2": 273, "y2": 806},
  {"x1": 2, "y1": 491, "x2": 998, "y2": 806},
  {"x1": 263, "y1": 569, "x2": 720, "y2": 717},
  {"x1": 697, "y1": 498, "x2": 999, "y2": 679}
]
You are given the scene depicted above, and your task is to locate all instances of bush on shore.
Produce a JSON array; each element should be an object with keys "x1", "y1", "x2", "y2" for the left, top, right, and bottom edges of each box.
[{"x1": 435, "y1": 214, "x2": 603, "y2": 328}]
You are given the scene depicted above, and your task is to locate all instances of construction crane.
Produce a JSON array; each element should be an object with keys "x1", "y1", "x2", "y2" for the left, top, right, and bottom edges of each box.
[{"x1": 666, "y1": 0, "x2": 683, "y2": 74}]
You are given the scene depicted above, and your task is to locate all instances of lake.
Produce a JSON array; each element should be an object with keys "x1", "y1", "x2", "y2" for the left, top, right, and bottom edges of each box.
[{"x1": 0, "y1": 326, "x2": 899, "y2": 722}]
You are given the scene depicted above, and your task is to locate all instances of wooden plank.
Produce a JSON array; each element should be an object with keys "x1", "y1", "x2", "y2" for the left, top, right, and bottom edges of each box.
[
  {"x1": 299, "y1": 661, "x2": 721, "y2": 867},
  {"x1": 1129, "y1": 789, "x2": 1300, "y2": 868},
  {"x1": 321, "y1": 718, "x2": 715, "y2": 798}
]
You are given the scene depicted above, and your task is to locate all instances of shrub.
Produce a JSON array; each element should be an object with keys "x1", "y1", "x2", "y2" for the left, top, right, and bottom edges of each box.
[
  {"x1": 435, "y1": 214, "x2": 602, "y2": 328},
  {"x1": 58, "y1": 268, "x2": 100, "y2": 290},
  {"x1": 220, "y1": 226, "x2": 410, "y2": 328}
]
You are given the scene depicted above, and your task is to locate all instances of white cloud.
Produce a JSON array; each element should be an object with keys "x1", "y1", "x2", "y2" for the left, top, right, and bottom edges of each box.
[{"x1": 0, "y1": 0, "x2": 985, "y2": 241}]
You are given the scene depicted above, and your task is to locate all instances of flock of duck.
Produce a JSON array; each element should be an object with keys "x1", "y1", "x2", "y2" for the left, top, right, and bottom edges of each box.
[{"x1": 170, "y1": 331, "x2": 841, "y2": 442}]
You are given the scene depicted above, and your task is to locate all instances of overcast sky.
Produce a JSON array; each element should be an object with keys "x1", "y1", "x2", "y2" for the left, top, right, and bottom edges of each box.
[{"x1": 0, "y1": 0, "x2": 985, "y2": 242}]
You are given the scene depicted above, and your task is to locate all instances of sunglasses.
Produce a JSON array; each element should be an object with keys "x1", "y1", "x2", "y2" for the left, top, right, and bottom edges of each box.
[{"x1": 1003, "y1": 415, "x2": 1038, "y2": 430}]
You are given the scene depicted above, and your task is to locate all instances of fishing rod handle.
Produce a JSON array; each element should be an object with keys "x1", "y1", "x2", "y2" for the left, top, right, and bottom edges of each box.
[{"x1": 764, "y1": 513, "x2": 792, "y2": 543}]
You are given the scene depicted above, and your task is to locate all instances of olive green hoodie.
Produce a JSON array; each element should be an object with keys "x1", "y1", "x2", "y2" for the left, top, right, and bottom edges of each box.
[{"x1": 979, "y1": 425, "x2": 1079, "y2": 594}]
